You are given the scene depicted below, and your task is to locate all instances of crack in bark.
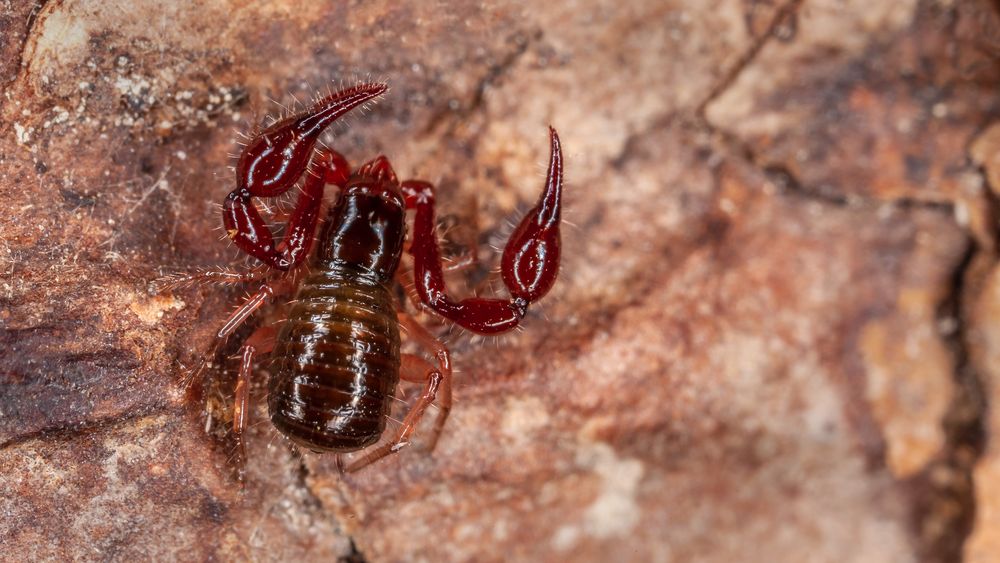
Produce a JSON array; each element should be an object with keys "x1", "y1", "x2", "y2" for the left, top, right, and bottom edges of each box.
[
  {"x1": 684, "y1": 2, "x2": 995, "y2": 557},
  {"x1": 689, "y1": 0, "x2": 960, "y2": 214},
  {"x1": 289, "y1": 450, "x2": 369, "y2": 563},
  {"x1": 911, "y1": 237, "x2": 987, "y2": 563},
  {"x1": 748, "y1": 135, "x2": 988, "y2": 563},
  {"x1": 0, "y1": 0, "x2": 50, "y2": 113},
  {"x1": 695, "y1": 0, "x2": 805, "y2": 121},
  {"x1": 0, "y1": 403, "x2": 172, "y2": 450},
  {"x1": 609, "y1": 1, "x2": 805, "y2": 174},
  {"x1": 760, "y1": 162, "x2": 958, "y2": 212},
  {"x1": 18, "y1": 0, "x2": 49, "y2": 65},
  {"x1": 935, "y1": 138, "x2": 1000, "y2": 561},
  {"x1": 420, "y1": 28, "x2": 539, "y2": 137},
  {"x1": 339, "y1": 539, "x2": 368, "y2": 563}
]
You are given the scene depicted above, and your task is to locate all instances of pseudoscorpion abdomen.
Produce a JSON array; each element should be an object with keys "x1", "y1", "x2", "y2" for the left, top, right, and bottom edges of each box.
[{"x1": 268, "y1": 266, "x2": 400, "y2": 452}]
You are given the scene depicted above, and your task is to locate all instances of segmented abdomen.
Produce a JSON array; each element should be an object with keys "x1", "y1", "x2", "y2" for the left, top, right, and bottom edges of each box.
[{"x1": 268, "y1": 266, "x2": 400, "y2": 452}]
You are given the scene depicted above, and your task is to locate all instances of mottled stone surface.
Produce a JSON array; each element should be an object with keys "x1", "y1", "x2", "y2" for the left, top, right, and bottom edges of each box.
[
  {"x1": 705, "y1": 0, "x2": 1000, "y2": 204},
  {"x1": 965, "y1": 124, "x2": 1000, "y2": 563},
  {"x1": 0, "y1": 1, "x2": 997, "y2": 562}
]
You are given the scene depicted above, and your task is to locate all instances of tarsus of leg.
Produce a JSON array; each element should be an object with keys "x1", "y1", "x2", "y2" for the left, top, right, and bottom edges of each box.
[
  {"x1": 183, "y1": 277, "x2": 292, "y2": 389},
  {"x1": 232, "y1": 325, "x2": 277, "y2": 484},
  {"x1": 344, "y1": 364, "x2": 443, "y2": 473},
  {"x1": 343, "y1": 312, "x2": 453, "y2": 472},
  {"x1": 217, "y1": 285, "x2": 274, "y2": 340},
  {"x1": 151, "y1": 266, "x2": 269, "y2": 293},
  {"x1": 398, "y1": 311, "x2": 453, "y2": 451},
  {"x1": 403, "y1": 128, "x2": 564, "y2": 334}
]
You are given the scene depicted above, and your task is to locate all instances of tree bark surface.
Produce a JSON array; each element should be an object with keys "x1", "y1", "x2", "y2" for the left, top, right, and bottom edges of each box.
[{"x1": 1, "y1": 1, "x2": 999, "y2": 561}]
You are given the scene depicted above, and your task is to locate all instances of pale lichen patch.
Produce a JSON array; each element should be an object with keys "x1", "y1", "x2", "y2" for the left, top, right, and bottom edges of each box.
[
  {"x1": 500, "y1": 396, "x2": 550, "y2": 443},
  {"x1": 129, "y1": 293, "x2": 185, "y2": 325},
  {"x1": 552, "y1": 442, "x2": 645, "y2": 551}
]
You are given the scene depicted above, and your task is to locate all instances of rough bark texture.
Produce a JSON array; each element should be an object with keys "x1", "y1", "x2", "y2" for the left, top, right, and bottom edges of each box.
[{"x1": 1, "y1": 1, "x2": 998, "y2": 561}]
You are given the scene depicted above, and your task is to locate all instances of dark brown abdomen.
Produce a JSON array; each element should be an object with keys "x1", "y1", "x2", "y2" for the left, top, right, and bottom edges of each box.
[{"x1": 268, "y1": 267, "x2": 400, "y2": 452}]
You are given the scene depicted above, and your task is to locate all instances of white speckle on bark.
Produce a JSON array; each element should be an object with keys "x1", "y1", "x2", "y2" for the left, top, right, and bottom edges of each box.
[{"x1": 553, "y1": 442, "x2": 645, "y2": 551}]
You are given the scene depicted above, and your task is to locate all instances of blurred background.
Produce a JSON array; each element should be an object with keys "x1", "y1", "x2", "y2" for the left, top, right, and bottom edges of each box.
[{"x1": 2, "y1": 1, "x2": 1000, "y2": 561}]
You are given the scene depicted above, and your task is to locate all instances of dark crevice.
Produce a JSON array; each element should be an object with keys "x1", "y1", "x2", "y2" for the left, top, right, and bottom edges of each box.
[
  {"x1": 761, "y1": 164, "x2": 852, "y2": 206},
  {"x1": 910, "y1": 239, "x2": 988, "y2": 563},
  {"x1": 901, "y1": 111, "x2": 999, "y2": 560},
  {"x1": 290, "y1": 451, "x2": 369, "y2": 563},
  {"x1": 2, "y1": 0, "x2": 49, "y2": 95},
  {"x1": 421, "y1": 29, "x2": 539, "y2": 136},
  {"x1": 339, "y1": 539, "x2": 368, "y2": 563},
  {"x1": 609, "y1": 1, "x2": 805, "y2": 173},
  {"x1": 289, "y1": 449, "x2": 325, "y2": 512},
  {"x1": 695, "y1": 96, "x2": 955, "y2": 215},
  {"x1": 463, "y1": 31, "x2": 538, "y2": 123},
  {"x1": 0, "y1": 0, "x2": 49, "y2": 116},
  {"x1": 0, "y1": 403, "x2": 172, "y2": 450},
  {"x1": 693, "y1": 106, "x2": 961, "y2": 214},
  {"x1": 762, "y1": 162, "x2": 957, "y2": 213},
  {"x1": 687, "y1": 1, "x2": 996, "y2": 557}
]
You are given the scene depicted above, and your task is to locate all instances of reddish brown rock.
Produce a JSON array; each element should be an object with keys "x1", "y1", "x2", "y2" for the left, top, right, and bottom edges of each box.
[
  {"x1": 705, "y1": 0, "x2": 1000, "y2": 204},
  {"x1": 0, "y1": 413, "x2": 350, "y2": 560},
  {"x1": 0, "y1": 1, "x2": 37, "y2": 86},
  {"x1": 0, "y1": 1, "x2": 996, "y2": 562},
  {"x1": 965, "y1": 263, "x2": 1000, "y2": 563},
  {"x1": 299, "y1": 123, "x2": 970, "y2": 561},
  {"x1": 964, "y1": 124, "x2": 1000, "y2": 563}
]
